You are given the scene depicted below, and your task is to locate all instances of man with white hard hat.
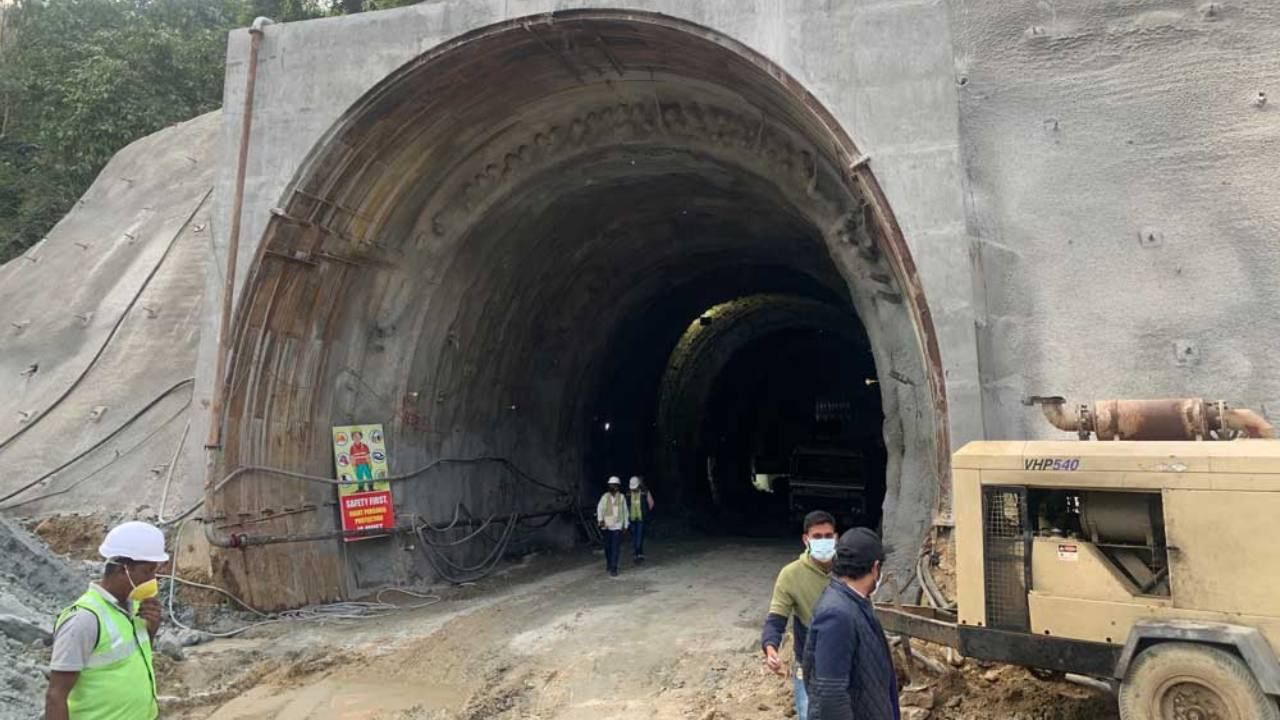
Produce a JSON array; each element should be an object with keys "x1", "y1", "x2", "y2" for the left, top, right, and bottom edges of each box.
[
  {"x1": 627, "y1": 476, "x2": 656, "y2": 564},
  {"x1": 596, "y1": 476, "x2": 630, "y2": 578},
  {"x1": 45, "y1": 521, "x2": 168, "y2": 720}
]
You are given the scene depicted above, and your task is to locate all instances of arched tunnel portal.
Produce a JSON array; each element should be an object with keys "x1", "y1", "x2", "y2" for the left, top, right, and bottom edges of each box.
[{"x1": 212, "y1": 11, "x2": 948, "y2": 608}]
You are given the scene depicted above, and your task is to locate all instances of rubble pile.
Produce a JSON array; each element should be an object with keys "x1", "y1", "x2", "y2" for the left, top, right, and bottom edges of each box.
[{"x1": 0, "y1": 514, "x2": 87, "y2": 719}]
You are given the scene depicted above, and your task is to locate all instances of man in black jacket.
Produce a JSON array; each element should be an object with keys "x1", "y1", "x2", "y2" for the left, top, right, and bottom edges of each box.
[{"x1": 802, "y1": 527, "x2": 900, "y2": 720}]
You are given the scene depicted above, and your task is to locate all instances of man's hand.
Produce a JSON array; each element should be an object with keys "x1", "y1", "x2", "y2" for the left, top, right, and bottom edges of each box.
[
  {"x1": 138, "y1": 598, "x2": 162, "y2": 636},
  {"x1": 763, "y1": 645, "x2": 786, "y2": 677}
]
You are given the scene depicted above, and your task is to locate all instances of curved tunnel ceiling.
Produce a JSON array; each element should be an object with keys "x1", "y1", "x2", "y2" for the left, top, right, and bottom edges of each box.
[
  {"x1": 655, "y1": 294, "x2": 876, "y2": 506},
  {"x1": 215, "y1": 11, "x2": 947, "y2": 607}
]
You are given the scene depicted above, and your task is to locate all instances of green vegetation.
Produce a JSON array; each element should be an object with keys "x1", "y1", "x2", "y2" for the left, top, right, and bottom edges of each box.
[{"x1": 0, "y1": 0, "x2": 417, "y2": 262}]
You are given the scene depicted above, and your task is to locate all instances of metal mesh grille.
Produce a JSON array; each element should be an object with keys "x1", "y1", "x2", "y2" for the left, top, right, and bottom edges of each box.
[{"x1": 983, "y1": 487, "x2": 1030, "y2": 631}]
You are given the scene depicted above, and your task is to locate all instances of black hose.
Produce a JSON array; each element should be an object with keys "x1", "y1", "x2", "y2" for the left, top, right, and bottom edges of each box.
[
  {"x1": 0, "y1": 378, "x2": 195, "y2": 504},
  {"x1": 165, "y1": 455, "x2": 572, "y2": 527},
  {"x1": 421, "y1": 515, "x2": 518, "y2": 574},
  {"x1": 1, "y1": 398, "x2": 191, "y2": 510},
  {"x1": 417, "y1": 513, "x2": 499, "y2": 548},
  {"x1": 517, "y1": 513, "x2": 558, "y2": 530},
  {"x1": 414, "y1": 514, "x2": 519, "y2": 584},
  {"x1": 0, "y1": 190, "x2": 210, "y2": 455},
  {"x1": 419, "y1": 504, "x2": 465, "y2": 532}
]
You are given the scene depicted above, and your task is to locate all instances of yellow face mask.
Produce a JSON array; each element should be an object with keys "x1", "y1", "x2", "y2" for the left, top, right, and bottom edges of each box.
[
  {"x1": 122, "y1": 564, "x2": 159, "y2": 602},
  {"x1": 128, "y1": 578, "x2": 159, "y2": 602}
]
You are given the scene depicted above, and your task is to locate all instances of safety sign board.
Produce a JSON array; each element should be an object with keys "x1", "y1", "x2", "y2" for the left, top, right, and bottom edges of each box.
[
  {"x1": 1057, "y1": 543, "x2": 1079, "y2": 562},
  {"x1": 332, "y1": 424, "x2": 395, "y2": 542}
]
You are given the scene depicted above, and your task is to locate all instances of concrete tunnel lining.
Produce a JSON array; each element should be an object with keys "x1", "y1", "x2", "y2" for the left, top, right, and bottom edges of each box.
[{"x1": 212, "y1": 10, "x2": 947, "y2": 608}]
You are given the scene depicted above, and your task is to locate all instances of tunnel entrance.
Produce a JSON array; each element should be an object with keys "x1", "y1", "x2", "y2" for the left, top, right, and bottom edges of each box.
[
  {"x1": 213, "y1": 11, "x2": 947, "y2": 607},
  {"x1": 587, "y1": 288, "x2": 886, "y2": 539}
]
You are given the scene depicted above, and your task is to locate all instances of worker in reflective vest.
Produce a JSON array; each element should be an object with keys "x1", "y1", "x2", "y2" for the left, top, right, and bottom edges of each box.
[
  {"x1": 46, "y1": 521, "x2": 168, "y2": 720},
  {"x1": 597, "y1": 476, "x2": 630, "y2": 578},
  {"x1": 628, "y1": 476, "x2": 656, "y2": 563}
]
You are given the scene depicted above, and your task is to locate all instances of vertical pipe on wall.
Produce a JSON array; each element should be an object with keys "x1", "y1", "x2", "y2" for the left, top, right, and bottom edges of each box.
[{"x1": 206, "y1": 17, "x2": 274, "y2": 449}]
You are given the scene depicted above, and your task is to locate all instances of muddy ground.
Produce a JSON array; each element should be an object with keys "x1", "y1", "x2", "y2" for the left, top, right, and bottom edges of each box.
[{"x1": 150, "y1": 541, "x2": 1117, "y2": 720}]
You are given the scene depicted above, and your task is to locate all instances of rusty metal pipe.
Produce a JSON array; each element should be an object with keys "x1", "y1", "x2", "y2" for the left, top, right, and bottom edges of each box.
[
  {"x1": 1026, "y1": 396, "x2": 1274, "y2": 441},
  {"x1": 1093, "y1": 398, "x2": 1209, "y2": 441},
  {"x1": 1026, "y1": 396, "x2": 1080, "y2": 434},
  {"x1": 206, "y1": 16, "x2": 273, "y2": 449},
  {"x1": 1221, "y1": 408, "x2": 1276, "y2": 439}
]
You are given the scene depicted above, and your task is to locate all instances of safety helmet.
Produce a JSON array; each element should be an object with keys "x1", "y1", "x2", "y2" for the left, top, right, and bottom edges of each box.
[
  {"x1": 607, "y1": 476, "x2": 622, "y2": 486},
  {"x1": 98, "y1": 521, "x2": 169, "y2": 562},
  {"x1": 629, "y1": 476, "x2": 641, "y2": 490}
]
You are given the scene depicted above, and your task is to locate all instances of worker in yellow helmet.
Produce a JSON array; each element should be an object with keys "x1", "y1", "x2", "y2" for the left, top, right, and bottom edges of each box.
[{"x1": 45, "y1": 521, "x2": 168, "y2": 720}]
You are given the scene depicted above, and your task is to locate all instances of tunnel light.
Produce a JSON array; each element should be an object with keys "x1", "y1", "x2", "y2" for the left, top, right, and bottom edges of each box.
[
  {"x1": 865, "y1": 378, "x2": 879, "y2": 386},
  {"x1": 604, "y1": 421, "x2": 612, "y2": 432}
]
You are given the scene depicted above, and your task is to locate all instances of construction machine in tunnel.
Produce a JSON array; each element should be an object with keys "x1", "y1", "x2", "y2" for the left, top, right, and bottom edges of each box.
[{"x1": 879, "y1": 399, "x2": 1280, "y2": 720}]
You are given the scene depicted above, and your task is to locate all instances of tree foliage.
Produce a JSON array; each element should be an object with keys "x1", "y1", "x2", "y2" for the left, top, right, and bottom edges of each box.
[{"x1": 0, "y1": 0, "x2": 418, "y2": 262}]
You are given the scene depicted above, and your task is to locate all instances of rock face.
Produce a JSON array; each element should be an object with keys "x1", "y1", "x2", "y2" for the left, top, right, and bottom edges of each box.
[{"x1": 0, "y1": 614, "x2": 51, "y2": 646}]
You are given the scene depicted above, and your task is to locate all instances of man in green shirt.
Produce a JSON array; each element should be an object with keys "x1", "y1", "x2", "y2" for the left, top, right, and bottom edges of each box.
[{"x1": 760, "y1": 510, "x2": 838, "y2": 720}]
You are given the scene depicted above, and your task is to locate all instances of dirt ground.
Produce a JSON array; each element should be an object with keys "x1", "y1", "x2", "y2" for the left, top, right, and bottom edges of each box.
[
  {"x1": 154, "y1": 540, "x2": 1118, "y2": 720},
  {"x1": 28, "y1": 513, "x2": 111, "y2": 560}
]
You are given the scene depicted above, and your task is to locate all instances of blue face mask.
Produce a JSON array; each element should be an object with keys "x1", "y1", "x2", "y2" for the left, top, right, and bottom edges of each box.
[{"x1": 808, "y1": 538, "x2": 837, "y2": 562}]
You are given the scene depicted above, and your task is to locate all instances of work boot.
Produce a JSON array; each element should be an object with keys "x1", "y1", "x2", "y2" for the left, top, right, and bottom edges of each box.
[{"x1": 609, "y1": 570, "x2": 619, "y2": 578}]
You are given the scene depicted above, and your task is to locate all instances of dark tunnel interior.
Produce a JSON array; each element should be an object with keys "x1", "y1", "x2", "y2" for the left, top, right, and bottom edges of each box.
[{"x1": 583, "y1": 266, "x2": 887, "y2": 539}]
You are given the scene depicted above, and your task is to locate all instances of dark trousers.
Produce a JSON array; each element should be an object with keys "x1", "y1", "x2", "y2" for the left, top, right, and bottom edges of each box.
[
  {"x1": 604, "y1": 529, "x2": 623, "y2": 573},
  {"x1": 631, "y1": 521, "x2": 646, "y2": 557}
]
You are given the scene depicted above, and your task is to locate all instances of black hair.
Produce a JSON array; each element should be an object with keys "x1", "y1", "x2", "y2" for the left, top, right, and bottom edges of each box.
[
  {"x1": 832, "y1": 555, "x2": 878, "y2": 581},
  {"x1": 802, "y1": 510, "x2": 836, "y2": 534}
]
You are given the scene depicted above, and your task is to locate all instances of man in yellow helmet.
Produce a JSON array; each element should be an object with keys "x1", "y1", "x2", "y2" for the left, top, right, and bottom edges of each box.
[{"x1": 45, "y1": 521, "x2": 168, "y2": 720}]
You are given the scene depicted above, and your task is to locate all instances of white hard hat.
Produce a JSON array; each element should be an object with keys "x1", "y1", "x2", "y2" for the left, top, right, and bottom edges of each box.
[
  {"x1": 629, "y1": 476, "x2": 641, "y2": 489},
  {"x1": 99, "y1": 521, "x2": 169, "y2": 562},
  {"x1": 607, "y1": 476, "x2": 622, "y2": 486}
]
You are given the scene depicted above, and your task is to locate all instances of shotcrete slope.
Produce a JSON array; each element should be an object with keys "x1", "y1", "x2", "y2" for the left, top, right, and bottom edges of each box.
[{"x1": 0, "y1": 112, "x2": 219, "y2": 520}]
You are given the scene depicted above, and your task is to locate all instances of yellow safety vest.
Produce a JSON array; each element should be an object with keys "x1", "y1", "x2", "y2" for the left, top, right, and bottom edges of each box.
[{"x1": 54, "y1": 587, "x2": 158, "y2": 720}]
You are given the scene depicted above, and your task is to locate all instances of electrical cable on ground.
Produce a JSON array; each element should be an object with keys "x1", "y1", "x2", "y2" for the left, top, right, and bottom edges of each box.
[
  {"x1": 417, "y1": 513, "x2": 499, "y2": 548},
  {"x1": 164, "y1": 519, "x2": 442, "y2": 638},
  {"x1": 419, "y1": 503, "x2": 465, "y2": 533},
  {"x1": 1, "y1": 399, "x2": 190, "y2": 511},
  {"x1": 0, "y1": 378, "x2": 195, "y2": 506},
  {"x1": 157, "y1": 419, "x2": 192, "y2": 524},
  {"x1": 0, "y1": 189, "x2": 211, "y2": 455},
  {"x1": 163, "y1": 455, "x2": 573, "y2": 527},
  {"x1": 917, "y1": 533, "x2": 956, "y2": 611},
  {"x1": 415, "y1": 512, "x2": 520, "y2": 584}
]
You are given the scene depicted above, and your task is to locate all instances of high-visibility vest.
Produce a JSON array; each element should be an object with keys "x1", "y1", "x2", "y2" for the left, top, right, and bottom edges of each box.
[
  {"x1": 54, "y1": 587, "x2": 158, "y2": 720},
  {"x1": 630, "y1": 490, "x2": 650, "y2": 521}
]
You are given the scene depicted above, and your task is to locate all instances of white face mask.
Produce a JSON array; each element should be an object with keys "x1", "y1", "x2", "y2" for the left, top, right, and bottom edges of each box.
[{"x1": 808, "y1": 538, "x2": 837, "y2": 562}]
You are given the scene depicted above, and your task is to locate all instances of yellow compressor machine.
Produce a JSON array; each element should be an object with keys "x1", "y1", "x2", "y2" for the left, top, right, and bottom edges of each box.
[{"x1": 879, "y1": 397, "x2": 1280, "y2": 720}]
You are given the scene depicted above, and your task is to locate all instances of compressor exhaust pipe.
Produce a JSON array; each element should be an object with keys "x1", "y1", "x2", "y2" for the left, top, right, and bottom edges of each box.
[{"x1": 1024, "y1": 396, "x2": 1275, "y2": 440}]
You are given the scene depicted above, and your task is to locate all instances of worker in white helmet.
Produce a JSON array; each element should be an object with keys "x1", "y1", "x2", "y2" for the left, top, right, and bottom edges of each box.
[
  {"x1": 46, "y1": 521, "x2": 169, "y2": 720},
  {"x1": 596, "y1": 476, "x2": 630, "y2": 578},
  {"x1": 628, "y1": 476, "x2": 656, "y2": 564}
]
